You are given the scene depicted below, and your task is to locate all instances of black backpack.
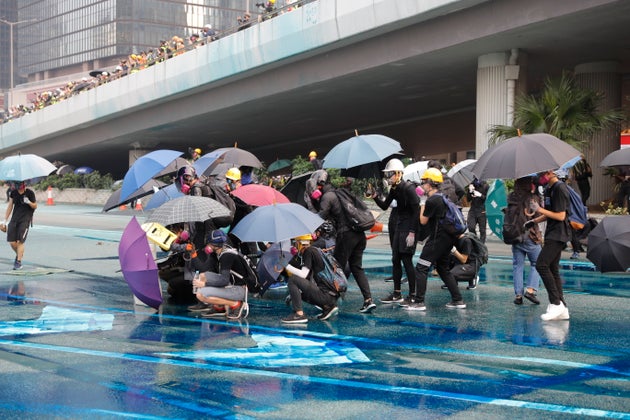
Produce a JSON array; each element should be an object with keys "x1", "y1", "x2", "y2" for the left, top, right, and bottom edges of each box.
[
  {"x1": 502, "y1": 198, "x2": 527, "y2": 245},
  {"x1": 463, "y1": 232, "x2": 488, "y2": 266},
  {"x1": 221, "y1": 247, "x2": 262, "y2": 294},
  {"x1": 335, "y1": 188, "x2": 376, "y2": 232},
  {"x1": 313, "y1": 247, "x2": 348, "y2": 297}
]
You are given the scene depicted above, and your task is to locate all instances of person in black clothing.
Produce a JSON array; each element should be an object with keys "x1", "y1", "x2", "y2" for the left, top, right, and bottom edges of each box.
[
  {"x1": 281, "y1": 234, "x2": 339, "y2": 324},
  {"x1": 410, "y1": 168, "x2": 466, "y2": 311},
  {"x1": 3, "y1": 181, "x2": 37, "y2": 270},
  {"x1": 571, "y1": 154, "x2": 592, "y2": 205},
  {"x1": 466, "y1": 177, "x2": 489, "y2": 243},
  {"x1": 428, "y1": 160, "x2": 465, "y2": 205},
  {"x1": 527, "y1": 169, "x2": 572, "y2": 321},
  {"x1": 444, "y1": 233, "x2": 479, "y2": 290},
  {"x1": 313, "y1": 173, "x2": 376, "y2": 313},
  {"x1": 372, "y1": 158, "x2": 419, "y2": 306}
]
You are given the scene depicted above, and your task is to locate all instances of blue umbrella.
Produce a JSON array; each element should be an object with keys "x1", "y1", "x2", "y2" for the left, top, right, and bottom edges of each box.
[
  {"x1": 485, "y1": 179, "x2": 507, "y2": 240},
  {"x1": 322, "y1": 134, "x2": 403, "y2": 169},
  {"x1": 0, "y1": 153, "x2": 56, "y2": 182},
  {"x1": 193, "y1": 150, "x2": 226, "y2": 177},
  {"x1": 257, "y1": 240, "x2": 292, "y2": 295},
  {"x1": 74, "y1": 166, "x2": 94, "y2": 175},
  {"x1": 120, "y1": 150, "x2": 184, "y2": 202},
  {"x1": 231, "y1": 202, "x2": 325, "y2": 243}
]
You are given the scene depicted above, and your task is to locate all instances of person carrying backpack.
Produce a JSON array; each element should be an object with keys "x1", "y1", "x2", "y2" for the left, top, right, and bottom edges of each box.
[
  {"x1": 372, "y1": 158, "x2": 419, "y2": 306},
  {"x1": 410, "y1": 168, "x2": 466, "y2": 311},
  {"x1": 313, "y1": 172, "x2": 376, "y2": 313},
  {"x1": 505, "y1": 177, "x2": 542, "y2": 305},
  {"x1": 444, "y1": 232, "x2": 485, "y2": 290},
  {"x1": 281, "y1": 234, "x2": 340, "y2": 324},
  {"x1": 191, "y1": 230, "x2": 249, "y2": 320}
]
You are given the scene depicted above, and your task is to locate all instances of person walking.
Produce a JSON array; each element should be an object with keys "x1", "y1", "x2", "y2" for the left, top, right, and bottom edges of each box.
[
  {"x1": 314, "y1": 172, "x2": 376, "y2": 313},
  {"x1": 466, "y1": 177, "x2": 489, "y2": 243},
  {"x1": 372, "y1": 158, "x2": 419, "y2": 306},
  {"x1": 507, "y1": 177, "x2": 542, "y2": 306},
  {"x1": 3, "y1": 181, "x2": 37, "y2": 270},
  {"x1": 410, "y1": 168, "x2": 466, "y2": 310},
  {"x1": 571, "y1": 154, "x2": 592, "y2": 205},
  {"x1": 281, "y1": 234, "x2": 340, "y2": 324},
  {"x1": 526, "y1": 169, "x2": 571, "y2": 321}
]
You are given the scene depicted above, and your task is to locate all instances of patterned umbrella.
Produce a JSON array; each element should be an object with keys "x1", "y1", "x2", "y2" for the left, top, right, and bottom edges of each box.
[{"x1": 146, "y1": 195, "x2": 230, "y2": 227}]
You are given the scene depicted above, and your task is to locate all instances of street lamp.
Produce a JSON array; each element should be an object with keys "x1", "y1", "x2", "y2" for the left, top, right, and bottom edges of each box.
[{"x1": 0, "y1": 18, "x2": 37, "y2": 106}]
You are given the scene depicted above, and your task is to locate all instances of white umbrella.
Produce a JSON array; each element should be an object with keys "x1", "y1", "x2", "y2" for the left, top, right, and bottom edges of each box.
[
  {"x1": 447, "y1": 159, "x2": 477, "y2": 188},
  {"x1": 402, "y1": 161, "x2": 429, "y2": 184},
  {"x1": 0, "y1": 154, "x2": 56, "y2": 182}
]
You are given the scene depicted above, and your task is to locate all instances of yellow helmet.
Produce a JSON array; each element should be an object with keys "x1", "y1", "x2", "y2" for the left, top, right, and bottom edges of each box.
[
  {"x1": 421, "y1": 167, "x2": 443, "y2": 183},
  {"x1": 308, "y1": 151, "x2": 317, "y2": 158},
  {"x1": 225, "y1": 167, "x2": 241, "y2": 181},
  {"x1": 194, "y1": 148, "x2": 202, "y2": 155},
  {"x1": 294, "y1": 234, "x2": 313, "y2": 243}
]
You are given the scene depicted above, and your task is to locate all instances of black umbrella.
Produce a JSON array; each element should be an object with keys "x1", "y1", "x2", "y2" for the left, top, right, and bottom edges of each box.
[
  {"x1": 102, "y1": 179, "x2": 166, "y2": 212},
  {"x1": 600, "y1": 148, "x2": 630, "y2": 168},
  {"x1": 586, "y1": 215, "x2": 630, "y2": 273},
  {"x1": 280, "y1": 172, "x2": 312, "y2": 207}
]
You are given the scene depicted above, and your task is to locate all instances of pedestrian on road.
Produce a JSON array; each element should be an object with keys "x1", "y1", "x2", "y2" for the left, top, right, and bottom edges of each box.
[
  {"x1": 3, "y1": 181, "x2": 37, "y2": 270},
  {"x1": 466, "y1": 177, "x2": 489, "y2": 243},
  {"x1": 526, "y1": 169, "x2": 571, "y2": 321}
]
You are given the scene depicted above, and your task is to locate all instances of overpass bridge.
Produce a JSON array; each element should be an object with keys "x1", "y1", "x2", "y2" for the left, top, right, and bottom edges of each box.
[{"x1": 1, "y1": 0, "x2": 629, "y2": 204}]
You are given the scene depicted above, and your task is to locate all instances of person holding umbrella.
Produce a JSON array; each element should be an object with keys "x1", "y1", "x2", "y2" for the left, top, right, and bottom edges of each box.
[
  {"x1": 525, "y1": 169, "x2": 571, "y2": 321},
  {"x1": 3, "y1": 181, "x2": 37, "y2": 270},
  {"x1": 281, "y1": 234, "x2": 339, "y2": 324}
]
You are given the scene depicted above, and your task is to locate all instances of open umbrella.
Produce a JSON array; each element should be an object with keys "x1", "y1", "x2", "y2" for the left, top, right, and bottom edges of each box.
[
  {"x1": 118, "y1": 217, "x2": 162, "y2": 309},
  {"x1": 193, "y1": 150, "x2": 227, "y2": 177},
  {"x1": 267, "y1": 159, "x2": 293, "y2": 175},
  {"x1": 586, "y1": 215, "x2": 630, "y2": 273},
  {"x1": 144, "y1": 183, "x2": 184, "y2": 210},
  {"x1": 102, "y1": 179, "x2": 166, "y2": 212},
  {"x1": 56, "y1": 164, "x2": 75, "y2": 175},
  {"x1": 257, "y1": 240, "x2": 292, "y2": 295},
  {"x1": 74, "y1": 166, "x2": 94, "y2": 175},
  {"x1": 447, "y1": 159, "x2": 477, "y2": 189},
  {"x1": 600, "y1": 148, "x2": 630, "y2": 168},
  {"x1": 472, "y1": 133, "x2": 581, "y2": 180},
  {"x1": 231, "y1": 202, "x2": 325, "y2": 243},
  {"x1": 0, "y1": 154, "x2": 57, "y2": 182},
  {"x1": 120, "y1": 150, "x2": 185, "y2": 202},
  {"x1": 231, "y1": 184, "x2": 290, "y2": 207},
  {"x1": 485, "y1": 179, "x2": 507, "y2": 240},
  {"x1": 322, "y1": 134, "x2": 403, "y2": 170},
  {"x1": 280, "y1": 172, "x2": 311, "y2": 207},
  {"x1": 403, "y1": 160, "x2": 429, "y2": 184},
  {"x1": 146, "y1": 195, "x2": 230, "y2": 227}
]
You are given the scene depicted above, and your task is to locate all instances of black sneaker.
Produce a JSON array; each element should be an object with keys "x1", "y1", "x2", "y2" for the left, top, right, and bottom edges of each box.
[
  {"x1": 200, "y1": 307, "x2": 226, "y2": 318},
  {"x1": 398, "y1": 295, "x2": 413, "y2": 307},
  {"x1": 380, "y1": 292, "x2": 403, "y2": 304},
  {"x1": 403, "y1": 301, "x2": 426, "y2": 311},
  {"x1": 514, "y1": 296, "x2": 523, "y2": 305},
  {"x1": 524, "y1": 290, "x2": 540, "y2": 305},
  {"x1": 317, "y1": 306, "x2": 339, "y2": 320},
  {"x1": 281, "y1": 312, "x2": 308, "y2": 324},
  {"x1": 445, "y1": 300, "x2": 466, "y2": 309},
  {"x1": 188, "y1": 302, "x2": 210, "y2": 312},
  {"x1": 359, "y1": 299, "x2": 377, "y2": 313},
  {"x1": 13, "y1": 260, "x2": 22, "y2": 270},
  {"x1": 467, "y1": 276, "x2": 479, "y2": 290}
]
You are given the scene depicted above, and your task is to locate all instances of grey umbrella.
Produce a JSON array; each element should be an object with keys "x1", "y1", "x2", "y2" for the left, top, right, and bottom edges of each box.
[
  {"x1": 600, "y1": 148, "x2": 630, "y2": 168},
  {"x1": 146, "y1": 195, "x2": 231, "y2": 227},
  {"x1": 472, "y1": 133, "x2": 581, "y2": 180}
]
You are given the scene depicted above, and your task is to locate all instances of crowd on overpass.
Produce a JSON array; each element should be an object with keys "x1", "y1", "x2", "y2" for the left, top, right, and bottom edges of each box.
[{"x1": 0, "y1": 0, "x2": 302, "y2": 125}]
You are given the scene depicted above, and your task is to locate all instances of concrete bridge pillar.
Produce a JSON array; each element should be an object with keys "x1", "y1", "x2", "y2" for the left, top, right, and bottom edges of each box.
[
  {"x1": 574, "y1": 61, "x2": 622, "y2": 207},
  {"x1": 476, "y1": 52, "x2": 509, "y2": 158}
]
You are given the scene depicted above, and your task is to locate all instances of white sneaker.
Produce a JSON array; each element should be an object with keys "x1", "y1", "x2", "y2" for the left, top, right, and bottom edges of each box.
[
  {"x1": 541, "y1": 302, "x2": 565, "y2": 321},
  {"x1": 557, "y1": 306, "x2": 570, "y2": 320}
]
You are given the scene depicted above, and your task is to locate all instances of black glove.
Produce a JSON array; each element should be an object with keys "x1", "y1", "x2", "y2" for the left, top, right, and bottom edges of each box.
[{"x1": 523, "y1": 220, "x2": 536, "y2": 230}]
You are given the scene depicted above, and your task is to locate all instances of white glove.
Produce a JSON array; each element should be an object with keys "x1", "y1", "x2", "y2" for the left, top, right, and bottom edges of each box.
[
  {"x1": 23, "y1": 196, "x2": 32, "y2": 204},
  {"x1": 537, "y1": 186, "x2": 544, "y2": 196},
  {"x1": 451, "y1": 246, "x2": 457, "y2": 254},
  {"x1": 468, "y1": 184, "x2": 475, "y2": 193},
  {"x1": 420, "y1": 196, "x2": 427, "y2": 206},
  {"x1": 390, "y1": 199, "x2": 398, "y2": 208},
  {"x1": 472, "y1": 190, "x2": 482, "y2": 198},
  {"x1": 405, "y1": 232, "x2": 415, "y2": 247}
]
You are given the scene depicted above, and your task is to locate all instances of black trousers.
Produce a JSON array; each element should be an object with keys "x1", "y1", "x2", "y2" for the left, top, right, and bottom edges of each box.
[
  {"x1": 334, "y1": 230, "x2": 372, "y2": 301},
  {"x1": 414, "y1": 232, "x2": 462, "y2": 303},
  {"x1": 535, "y1": 239, "x2": 566, "y2": 306}
]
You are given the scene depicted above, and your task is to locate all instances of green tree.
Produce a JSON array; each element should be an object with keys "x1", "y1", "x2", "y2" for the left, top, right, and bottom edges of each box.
[{"x1": 488, "y1": 71, "x2": 625, "y2": 148}]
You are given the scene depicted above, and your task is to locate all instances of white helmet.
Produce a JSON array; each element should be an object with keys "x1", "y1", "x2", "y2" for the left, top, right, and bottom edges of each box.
[{"x1": 383, "y1": 158, "x2": 404, "y2": 173}]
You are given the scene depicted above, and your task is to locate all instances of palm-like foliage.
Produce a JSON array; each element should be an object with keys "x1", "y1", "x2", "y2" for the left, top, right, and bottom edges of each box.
[{"x1": 488, "y1": 71, "x2": 624, "y2": 148}]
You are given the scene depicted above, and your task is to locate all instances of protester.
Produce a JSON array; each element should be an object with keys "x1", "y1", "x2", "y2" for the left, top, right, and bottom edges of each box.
[
  {"x1": 571, "y1": 154, "x2": 592, "y2": 205},
  {"x1": 192, "y1": 230, "x2": 249, "y2": 319},
  {"x1": 466, "y1": 177, "x2": 489, "y2": 243},
  {"x1": 308, "y1": 151, "x2": 323, "y2": 170},
  {"x1": 372, "y1": 158, "x2": 419, "y2": 306},
  {"x1": 507, "y1": 177, "x2": 542, "y2": 305},
  {"x1": 428, "y1": 160, "x2": 465, "y2": 205},
  {"x1": 3, "y1": 181, "x2": 37, "y2": 270},
  {"x1": 190, "y1": 148, "x2": 202, "y2": 162},
  {"x1": 411, "y1": 168, "x2": 466, "y2": 310},
  {"x1": 526, "y1": 169, "x2": 571, "y2": 321},
  {"x1": 281, "y1": 234, "x2": 340, "y2": 323},
  {"x1": 443, "y1": 233, "x2": 480, "y2": 290},
  {"x1": 314, "y1": 171, "x2": 376, "y2": 313}
]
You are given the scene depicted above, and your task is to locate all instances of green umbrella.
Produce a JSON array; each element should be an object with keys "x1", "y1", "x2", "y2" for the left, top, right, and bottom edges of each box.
[
  {"x1": 485, "y1": 179, "x2": 507, "y2": 240},
  {"x1": 267, "y1": 159, "x2": 293, "y2": 175}
]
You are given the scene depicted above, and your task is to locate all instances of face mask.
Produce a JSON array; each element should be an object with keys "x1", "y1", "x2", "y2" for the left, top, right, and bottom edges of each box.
[
  {"x1": 310, "y1": 189, "x2": 322, "y2": 200},
  {"x1": 180, "y1": 183, "x2": 191, "y2": 194},
  {"x1": 203, "y1": 245, "x2": 213, "y2": 254},
  {"x1": 290, "y1": 246, "x2": 298, "y2": 256},
  {"x1": 178, "y1": 230, "x2": 190, "y2": 241},
  {"x1": 538, "y1": 175, "x2": 549, "y2": 186}
]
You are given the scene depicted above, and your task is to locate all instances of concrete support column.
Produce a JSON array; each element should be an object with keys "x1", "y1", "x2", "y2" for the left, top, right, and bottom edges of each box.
[
  {"x1": 128, "y1": 149, "x2": 153, "y2": 168},
  {"x1": 476, "y1": 52, "x2": 508, "y2": 157},
  {"x1": 574, "y1": 61, "x2": 621, "y2": 206}
]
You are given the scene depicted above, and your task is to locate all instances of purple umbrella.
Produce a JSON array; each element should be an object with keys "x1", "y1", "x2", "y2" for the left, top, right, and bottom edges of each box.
[{"x1": 118, "y1": 217, "x2": 162, "y2": 309}]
